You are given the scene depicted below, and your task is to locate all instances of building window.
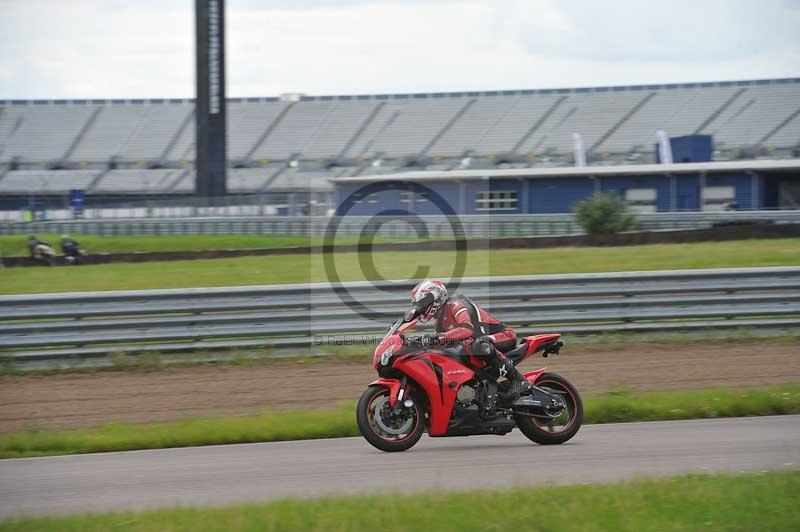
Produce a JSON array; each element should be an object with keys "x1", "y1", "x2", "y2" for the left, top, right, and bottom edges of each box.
[
  {"x1": 624, "y1": 188, "x2": 657, "y2": 213},
  {"x1": 400, "y1": 192, "x2": 428, "y2": 203},
  {"x1": 475, "y1": 191, "x2": 517, "y2": 210},
  {"x1": 702, "y1": 186, "x2": 736, "y2": 211},
  {"x1": 367, "y1": 193, "x2": 379, "y2": 203}
]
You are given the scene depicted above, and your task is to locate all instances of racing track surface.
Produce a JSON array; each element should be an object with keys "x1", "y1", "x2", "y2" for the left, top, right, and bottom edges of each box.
[{"x1": 0, "y1": 416, "x2": 798, "y2": 519}]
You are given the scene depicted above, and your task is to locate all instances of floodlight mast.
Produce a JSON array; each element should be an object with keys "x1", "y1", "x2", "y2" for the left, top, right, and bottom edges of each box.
[{"x1": 195, "y1": 0, "x2": 227, "y2": 197}]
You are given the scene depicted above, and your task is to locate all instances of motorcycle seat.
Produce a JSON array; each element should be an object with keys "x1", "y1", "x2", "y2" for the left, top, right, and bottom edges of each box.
[{"x1": 504, "y1": 343, "x2": 528, "y2": 365}]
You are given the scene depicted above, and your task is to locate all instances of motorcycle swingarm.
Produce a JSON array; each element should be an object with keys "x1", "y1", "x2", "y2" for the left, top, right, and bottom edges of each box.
[{"x1": 506, "y1": 387, "x2": 566, "y2": 419}]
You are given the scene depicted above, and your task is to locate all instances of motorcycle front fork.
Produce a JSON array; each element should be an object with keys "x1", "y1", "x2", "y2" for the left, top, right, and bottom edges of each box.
[{"x1": 392, "y1": 375, "x2": 411, "y2": 414}]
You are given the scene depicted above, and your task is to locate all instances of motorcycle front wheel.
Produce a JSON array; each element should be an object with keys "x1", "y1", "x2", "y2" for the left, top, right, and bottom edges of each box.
[
  {"x1": 356, "y1": 385, "x2": 424, "y2": 452},
  {"x1": 515, "y1": 372, "x2": 582, "y2": 445}
]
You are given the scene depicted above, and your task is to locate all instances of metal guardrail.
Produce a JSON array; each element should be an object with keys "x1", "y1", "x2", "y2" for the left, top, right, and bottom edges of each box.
[
  {"x1": 1, "y1": 267, "x2": 799, "y2": 368},
  {"x1": 2, "y1": 210, "x2": 800, "y2": 237}
]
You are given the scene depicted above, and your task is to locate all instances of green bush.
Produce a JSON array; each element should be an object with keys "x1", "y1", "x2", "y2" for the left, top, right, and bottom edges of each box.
[{"x1": 573, "y1": 192, "x2": 638, "y2": 235}]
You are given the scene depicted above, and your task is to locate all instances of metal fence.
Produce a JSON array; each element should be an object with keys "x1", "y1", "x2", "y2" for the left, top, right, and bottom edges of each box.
[
  {"x1": 0, "y1": 192, "x2": 334, "y2": 223},
  {"x1": 3, "y1": 210, "x2": 800, "y2": 237},
  {"x1": 1, "y1": 267, "x2": 798, "y2": 368}
]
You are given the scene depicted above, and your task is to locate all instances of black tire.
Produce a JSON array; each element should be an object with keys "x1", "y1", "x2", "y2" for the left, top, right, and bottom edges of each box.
[
  {"x1": 515, "y1": 372, "x2": 582, "y2": 445},
  {"x1": 356, "y1": 385, "x2": 424, "y2": 452}
]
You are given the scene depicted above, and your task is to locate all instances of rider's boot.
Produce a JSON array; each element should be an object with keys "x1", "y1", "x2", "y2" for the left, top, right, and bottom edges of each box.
[
  {"x1": 498, "y1": 358, "x2": 531, "y2": 400},
  {"x1": 476, "y1": 337, "x2": 531, "y2": 401}
]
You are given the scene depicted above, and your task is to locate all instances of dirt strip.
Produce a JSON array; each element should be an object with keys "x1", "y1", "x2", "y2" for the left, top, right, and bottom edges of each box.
[{"x1": 0, "y1": 340, "x2": 798, "y2": 433}]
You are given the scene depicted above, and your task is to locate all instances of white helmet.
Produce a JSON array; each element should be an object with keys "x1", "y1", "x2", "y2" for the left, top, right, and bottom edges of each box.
[{"x1": 410, "y1": 280, "x2": 448, "y2": 323}]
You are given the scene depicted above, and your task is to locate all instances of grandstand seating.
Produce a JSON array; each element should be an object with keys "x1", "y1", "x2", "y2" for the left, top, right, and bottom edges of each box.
[
  {"x1": 253, "y1": 100, "x2": 335, "y2": 160},
  {"x1": 704, "y1": 84, "x2": 800, "y2": 148},
  {"x1": 369, "y1": 98, "x2": 468, "y2": 157},
  {"x1": 2, "y1": 106, "x2": 96, "y2": 163},
  {"x1": 427, "y1": 96, "x2": 514, "y2": 157},
  {"x1": 0, "y1": 169, "x2": 100, "y2": 193},
  {"x1": 225, "y1": 166, "x2": 284, "y2": 192},
  {"x1": 169, "y1": 170, "x2": 196, "y2": 193},
  {"x1": 0, "y1": 78, "x2": 797, "y2": 196},
  {"x1": 92, "y1": 169, "x2": 183, "y2": 194},
  {"x1": 118, "y1": 105, "x2": 192, "y2": 161},
  {"x1": 226, "y1": 102, "x2": 290, "y2": 160},
  {"x1": 70, "y1": 105, "x2": 146, "y2": 162},
  {"x1": 303, "y1": 101, "x2": 379, "y2": 159}
]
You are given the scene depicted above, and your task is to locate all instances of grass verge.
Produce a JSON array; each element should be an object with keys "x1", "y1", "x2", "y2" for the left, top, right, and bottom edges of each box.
[
  {"x1": 1, "y1": 238, "x2": 798, "y2": 294},
  {"x1": 1, "y1": 383, "x2": 797, "y2": 459},
  {"x1": 1, "y1": 471, "x2": 798, "y2": 531}
]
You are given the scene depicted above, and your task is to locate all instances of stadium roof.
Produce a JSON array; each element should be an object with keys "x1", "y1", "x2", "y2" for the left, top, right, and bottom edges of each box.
[
  {"x1": 1, "y1": 77, "x2": 798, "y2": 105},
  {"x1": 335, "y1": 158, "x2": 800, "y2": 183}
]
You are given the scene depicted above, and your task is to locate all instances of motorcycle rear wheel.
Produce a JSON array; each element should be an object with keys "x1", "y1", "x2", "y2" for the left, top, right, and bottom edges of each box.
[
  {"x1": 357, "y1": 385, "x2": 424, "y2": 452},
  {"x1": 515, "y1": 372, "x2": 582, "y2": 445}
]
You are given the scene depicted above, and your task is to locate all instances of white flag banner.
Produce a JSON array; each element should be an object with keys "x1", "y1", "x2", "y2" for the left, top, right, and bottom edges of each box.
[
  {"x1": 656, "y1": 130, "x2": 673, "y2": 164},
  {"x1": 572, "y1": 132, "x2": 586, "y2": 167}
]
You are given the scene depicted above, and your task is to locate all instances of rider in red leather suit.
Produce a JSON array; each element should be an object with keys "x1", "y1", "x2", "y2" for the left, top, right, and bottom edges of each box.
[
  {"x1": 434, "y1": 297, "x2": 518, "y2": 353},
  {"x1": 408, "y1": 280, "x2": 531, "y2": 399}
]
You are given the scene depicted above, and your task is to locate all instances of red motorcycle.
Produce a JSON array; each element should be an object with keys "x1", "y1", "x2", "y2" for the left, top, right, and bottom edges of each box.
[{"x1": 357, "y1": 314, "x2": 583, "y2": 452}]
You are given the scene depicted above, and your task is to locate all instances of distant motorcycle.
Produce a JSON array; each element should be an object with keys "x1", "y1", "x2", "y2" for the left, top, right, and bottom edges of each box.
[
  {"x1": 61, "y1": 236, "x2": 87, "y2": 265},
  {"x1": 356, "y1": 313, "x2": 582, "y2": 452},
  {"x1": 63, "y1": 245, "x2": 87, "y2": 265},
  {"x1": 31, "y1": 243, "x2": 57, "y2": 266}
]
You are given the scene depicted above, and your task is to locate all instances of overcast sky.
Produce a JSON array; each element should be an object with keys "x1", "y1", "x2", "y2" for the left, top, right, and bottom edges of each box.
[{"x1": 1, "y1": 0, "x2": 799, "y2": 99}]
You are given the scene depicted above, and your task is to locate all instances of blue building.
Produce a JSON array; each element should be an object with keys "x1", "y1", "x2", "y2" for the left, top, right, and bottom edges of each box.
[{"x1": 333, "y1": 159, "x2": 800, "y2": 215}]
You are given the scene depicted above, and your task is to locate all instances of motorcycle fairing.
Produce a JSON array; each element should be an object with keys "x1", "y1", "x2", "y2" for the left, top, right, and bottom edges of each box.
[
  {"x1": 398, "y1": 318, "x2": 419, "y2": 333},
  {"x1": 523, "y1": 333, "x2": 562, "y2": 358},
  {"x1": 523, "y1": 368, "x2": 547, "y2": 384},
  {"x1": 393, "y1": 352, "x2": 475, "y2": 436}
]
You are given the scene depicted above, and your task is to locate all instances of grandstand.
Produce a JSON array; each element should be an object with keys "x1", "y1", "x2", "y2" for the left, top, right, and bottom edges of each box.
[{"x1": 0, "y1": 78, "x2": 798, "y2": 202}]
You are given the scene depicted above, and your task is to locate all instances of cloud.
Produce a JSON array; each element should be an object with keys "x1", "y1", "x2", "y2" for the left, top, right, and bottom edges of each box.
[
  {"x1": 504, "y1": 0, "x2": 800, "y2": 63},
  {"x1": 0, "y1": 0, "x2": 798, "y2": 99},
  {"x1": 0, "y1": 0, "x2": 192, "y2": 99}
]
